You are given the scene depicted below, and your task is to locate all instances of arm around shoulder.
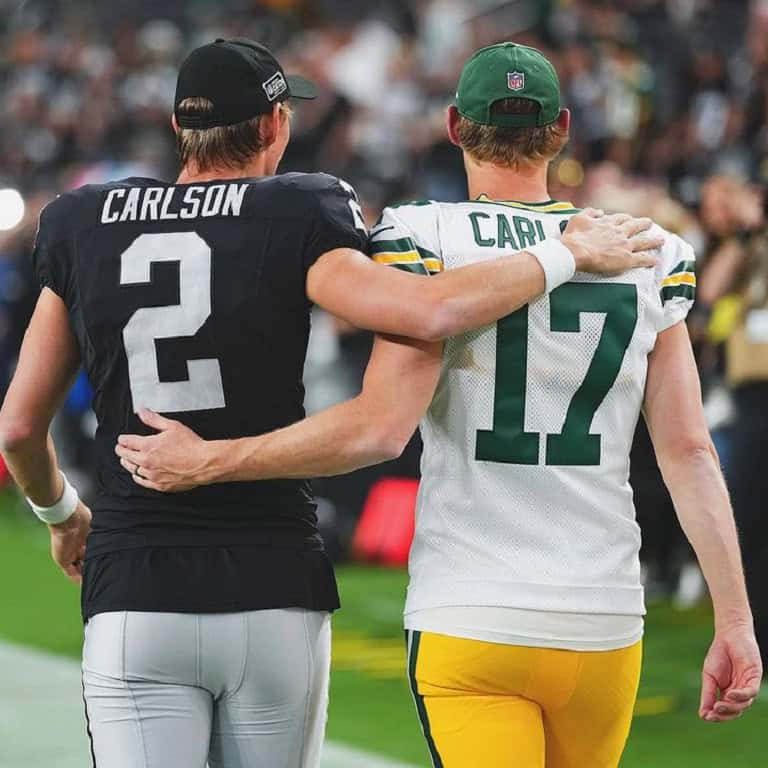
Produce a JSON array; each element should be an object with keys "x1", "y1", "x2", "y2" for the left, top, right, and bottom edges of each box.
[
  {"x1": 222, "y1": 333, "x2": 443, "y2": 479},
  {"x1": 306, "y1": 246, "x2": 548, "y2": 342},
  {"x1": 307, "y1": 209, "x2": 663, "y2": 342}
]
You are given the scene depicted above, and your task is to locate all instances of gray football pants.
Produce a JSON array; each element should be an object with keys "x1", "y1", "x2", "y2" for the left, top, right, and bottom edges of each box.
[{"x1": 82, "y1": 609, "x2": 331, "y2": 768}]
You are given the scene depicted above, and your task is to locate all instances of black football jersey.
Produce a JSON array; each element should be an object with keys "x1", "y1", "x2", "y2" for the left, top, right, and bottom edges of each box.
[{"x1": 32, "y1": 172, "x2": 367, "y2": 617}]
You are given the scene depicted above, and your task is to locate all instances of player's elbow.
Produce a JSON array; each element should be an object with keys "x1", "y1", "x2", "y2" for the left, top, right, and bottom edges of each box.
[
  {"x1": 418, "y1": 295, "x2": 460, "y2": 342},
  {"x1": 360, "y1": 421, "x2": 411, "y2": 464},
  {"x1": 0, "y1": 416, "x2": 41, "y2": 455},
  {"x1": 658, "y1": 432, "x2": 719, "y2": 469},
  {"x1": 380, "y1": 428, "x2": 412, "y2": 462}
]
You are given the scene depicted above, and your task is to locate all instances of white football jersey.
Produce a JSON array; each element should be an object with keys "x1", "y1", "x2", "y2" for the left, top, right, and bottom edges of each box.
[{"x1": 369, "y1": 197, "x2": 696, "y2": 620}]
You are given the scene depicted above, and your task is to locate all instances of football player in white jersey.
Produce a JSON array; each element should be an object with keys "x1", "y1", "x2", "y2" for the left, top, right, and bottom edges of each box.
[{"x1": 116, "y1": 43, "x2": 762, "y2": 767}]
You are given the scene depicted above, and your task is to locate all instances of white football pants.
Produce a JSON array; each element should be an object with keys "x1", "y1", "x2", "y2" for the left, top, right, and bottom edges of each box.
[{"x1": 82, "y1": 609, "x2": 331, "y2": 768}]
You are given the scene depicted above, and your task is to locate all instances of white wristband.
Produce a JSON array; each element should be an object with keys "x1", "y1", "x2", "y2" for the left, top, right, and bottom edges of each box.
[
  {"x1": 529, "y1": 240, "x2": 576, "y2": 293},
  {"x1": 27, "y1": 471, "x2": 79, "y2": 525}
]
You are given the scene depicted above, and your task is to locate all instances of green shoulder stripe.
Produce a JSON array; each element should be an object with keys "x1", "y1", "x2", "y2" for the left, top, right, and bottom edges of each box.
[
  {"x1": 416, "y1": 244, "x2": 440, "y2": 263},
  {"x1": 667, "y1": 260, "x2": 696, "y2": 276},
  {"x1": 661, "y1": 284, "x2": 696, "y2": 303},
  {"x1": 389, "y1": 262, "x2": 430, "y2": 276},
  {"x1": 370, "y1": 237, "x2": 416, "y2": 254}
]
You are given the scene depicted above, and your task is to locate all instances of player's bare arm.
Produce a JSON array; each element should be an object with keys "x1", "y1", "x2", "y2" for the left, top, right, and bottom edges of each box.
[
  {"x1": 644, "y1": 321, "x2": 762, "y2": 721},
  {"x1": 0, "y1": 288, "x2": 92, "y2": 583},
  {"x1": 308, "y1": 211, "x2": 662, "y2": 342},
  {"x1": 116, "y1": 334, "x2": 442, "y2": 492}
]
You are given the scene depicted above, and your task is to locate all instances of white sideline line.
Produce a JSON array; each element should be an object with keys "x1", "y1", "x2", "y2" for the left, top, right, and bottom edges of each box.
[{"x1": 0, "y1": 641, "x2": 416, "y2": 768}]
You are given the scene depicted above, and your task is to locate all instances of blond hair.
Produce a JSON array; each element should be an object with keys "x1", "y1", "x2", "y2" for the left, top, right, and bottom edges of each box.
[
  {"x1": 175, "y1": 97, "x2": 269, "y2": 172},
  {"x1": 456, "y1": 97, "x2": 567, "y2": 167}
]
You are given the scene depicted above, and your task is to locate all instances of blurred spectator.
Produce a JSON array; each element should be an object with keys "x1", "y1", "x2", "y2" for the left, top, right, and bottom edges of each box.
[{"x1": 1, "y1": 0, "x2": 763, "y2": 214}]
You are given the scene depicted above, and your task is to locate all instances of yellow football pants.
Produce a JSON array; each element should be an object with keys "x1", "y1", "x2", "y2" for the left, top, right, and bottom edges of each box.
[{"x1": 406, "y1": 631, "x2": 642, "y2": 768}]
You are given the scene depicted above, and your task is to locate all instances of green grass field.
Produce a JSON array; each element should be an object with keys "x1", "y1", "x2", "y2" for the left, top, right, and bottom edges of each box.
[{"x1": 0, "y1": 492, "x2": 765, "y2": 766}]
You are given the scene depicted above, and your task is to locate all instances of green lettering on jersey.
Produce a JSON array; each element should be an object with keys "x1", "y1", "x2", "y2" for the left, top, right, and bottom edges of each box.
[
  {"x1": 545, "y1": 284, "x2": 638, "y2": 465},
  {"x1": 475, "y1": 305, "x2": 539, "y2": 464},
  {"x1": 535, "y1": 219, "x2": 546, "y2": 241},
  {"x1": 513, "y1": 215, "x2": 538, "y2": 248},
  {"x1": 469, "y1": 212, "x2": 495, "y2": 247},
  {"x1": 496, "y1": 215, "x2": 519, "y2": 249},
  {"x1": 476, "y1": 283, "x2": 638, "y2": 466}
]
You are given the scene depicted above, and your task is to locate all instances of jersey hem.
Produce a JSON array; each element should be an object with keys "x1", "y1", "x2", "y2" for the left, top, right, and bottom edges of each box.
[
  {"x1": 402, "y1": 622, "x2": 644, "y2": 652},
  {"x1": 404, "y1": 580, "x2": 646, "y2": 617}
]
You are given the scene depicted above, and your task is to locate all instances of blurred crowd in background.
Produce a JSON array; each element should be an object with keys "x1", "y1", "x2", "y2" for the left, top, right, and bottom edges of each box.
[{"x1": 0, "y1": 0, "x2": 767, "y2": 660}]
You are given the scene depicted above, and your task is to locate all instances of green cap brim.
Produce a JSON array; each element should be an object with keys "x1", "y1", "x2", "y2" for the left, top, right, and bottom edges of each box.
[{"x1": 286, "y1": 74, "x2": 317, "y2": 100}]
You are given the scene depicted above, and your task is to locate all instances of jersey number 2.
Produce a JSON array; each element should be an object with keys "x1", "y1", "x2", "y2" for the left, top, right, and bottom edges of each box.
[
  {"x1": 476, "y1": 283, "x2": 638, "y2": 466},
  {"x1": 120, "y1": 232, "x2": 225, "y2": 413}
]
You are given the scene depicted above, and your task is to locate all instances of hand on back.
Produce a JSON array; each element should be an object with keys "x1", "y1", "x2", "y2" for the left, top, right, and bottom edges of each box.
[
  {"x1": 562, "y1": 209, "x2": 664, "y2": 276},
  {"x1": 115, "y1": 409, "x2": 212, "y2": 493}
]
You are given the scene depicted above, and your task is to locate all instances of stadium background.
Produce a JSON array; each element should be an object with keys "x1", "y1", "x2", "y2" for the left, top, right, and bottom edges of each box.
[{"x1": 0, "y1": 0, "x2": 766, "y2": 765}]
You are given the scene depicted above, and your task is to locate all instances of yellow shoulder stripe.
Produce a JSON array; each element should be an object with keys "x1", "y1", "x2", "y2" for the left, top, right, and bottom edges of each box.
[
  {"x1": 373, "y1": 251, "x2": 421, "y2": 265},
  {"x1": 373, "y1": 252, "x2": 444, "y2": 273},
  {"x1": 662, "y1": 272, "x2": 696, "y2": 288}
]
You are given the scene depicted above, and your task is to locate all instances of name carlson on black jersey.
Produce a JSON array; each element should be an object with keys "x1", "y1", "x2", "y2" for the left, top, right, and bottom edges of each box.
[{"x1": 100, "y1": 183, "x2": 249, "y2": 224}]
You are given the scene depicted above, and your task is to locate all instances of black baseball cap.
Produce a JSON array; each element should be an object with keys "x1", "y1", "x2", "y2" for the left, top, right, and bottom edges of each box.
[{"x1": 174, "y1": 38, "x2": 317, "y2": 129}]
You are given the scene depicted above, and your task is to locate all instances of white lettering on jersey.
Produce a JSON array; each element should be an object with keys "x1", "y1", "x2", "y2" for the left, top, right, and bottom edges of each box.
[
  {"x1": 140, "y1": 188, "x2": 165, "y2": 221},
  {"x1": 159, "y1": 187, "x2": 178, "y2": 220},
  {"x1": 201, "y1": 185, "x2": 225, "y2": 217},
  {"x1": 120, "y1": 232, "x2": 225, "y2": 413},
  {"x1": 180, "y1": 186, "x2": 204, "y2": 219},
  {"x1": 222, "y1": 183, "x2": 247, "y2": 217},
  {"x1": 101, "y1": 188, "x2": 126, "y2": 223},
  {"x1": 101, "y1": 184, "x2": 249, "y2": 224},
  {"x1": 119, "y1": 187, "x2": 141, "y2": 222}
]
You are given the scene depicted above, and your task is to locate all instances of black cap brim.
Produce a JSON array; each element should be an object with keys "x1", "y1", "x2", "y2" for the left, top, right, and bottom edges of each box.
[{"x1": 286, "y1": 74, "x2": 317, "y2": 100}]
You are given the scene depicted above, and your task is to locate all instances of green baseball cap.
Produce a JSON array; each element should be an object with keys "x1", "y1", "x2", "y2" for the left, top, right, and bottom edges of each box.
[{"x1": 456, "y1": 42, "x2": 561, "y2": 128}]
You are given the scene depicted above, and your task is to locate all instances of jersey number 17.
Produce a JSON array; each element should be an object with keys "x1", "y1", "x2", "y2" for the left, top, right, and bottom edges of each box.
[{"x1": 476, "y1": 283, "x2": 638, "y2": 467}]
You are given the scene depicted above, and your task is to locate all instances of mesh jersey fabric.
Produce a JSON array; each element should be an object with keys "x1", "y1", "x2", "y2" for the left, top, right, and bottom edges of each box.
[{"x1": 370, "y1": 199, "x2": 696, "y2": 619}]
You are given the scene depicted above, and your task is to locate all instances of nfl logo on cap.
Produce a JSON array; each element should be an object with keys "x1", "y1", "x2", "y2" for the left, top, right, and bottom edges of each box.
[
  {"x1": 507, "y1": 71, "x2": 525, "y2": 91},
  {"x1": 263, "y1": 72, "x2": 288, "y2": 101}
]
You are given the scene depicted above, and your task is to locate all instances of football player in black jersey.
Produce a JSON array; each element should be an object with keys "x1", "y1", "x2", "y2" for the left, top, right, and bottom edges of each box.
[{"x1": 0, "y1": 38, "x2": 659, "y2": 768}]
